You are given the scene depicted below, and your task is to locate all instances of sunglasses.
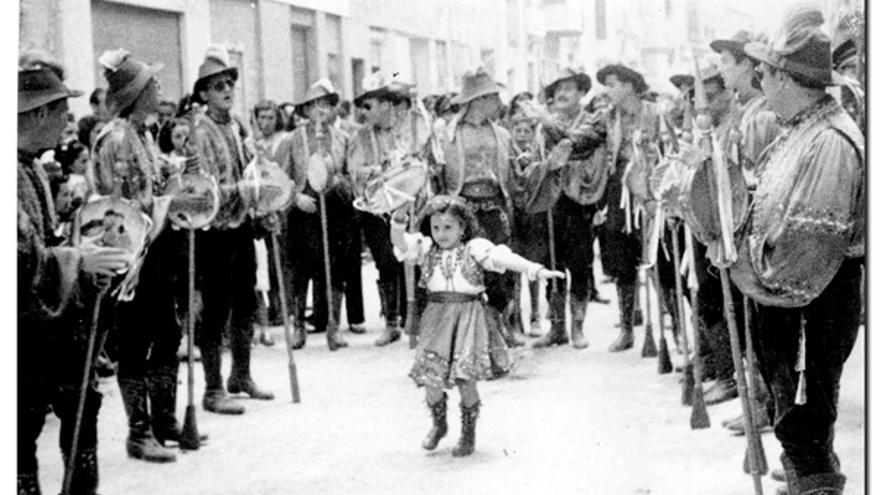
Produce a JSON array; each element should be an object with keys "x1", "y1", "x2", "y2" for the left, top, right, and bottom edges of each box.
[{"x1": 209, "y1": 78, "x2": 235, "y2": 92}]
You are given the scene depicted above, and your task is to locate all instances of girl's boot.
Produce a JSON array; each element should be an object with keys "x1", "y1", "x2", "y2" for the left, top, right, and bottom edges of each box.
[
  {"x1": 421, "y1": 394, "x2": 448, "y2": 450},
  {"x1": 452, "y1": 401, "x2": 481, "y2": 457}
]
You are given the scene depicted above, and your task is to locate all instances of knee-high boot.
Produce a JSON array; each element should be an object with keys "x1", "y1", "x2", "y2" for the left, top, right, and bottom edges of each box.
[
  {"x1": 228, "y1": 328, "x2": 274, "y2": 400},
  {"x1": 451, "y1": 401, "x2": 481, "y2": 457},
  {"x1": 609, "y1": 281, "x2": 636, "y2": 352},
  {"x1": 375, "y1": 281, "x2": 401, "y2": 347},
  {"x1": 326, "y1": 288, "x2": 349, "y2": 350},
  {"x1": 61, "y1": 447, "x2": 100, "y2": 495},
  {"x1": 570, "y1": 296, "x2": 589, "y2": 349},
  {"x1": 421, "y1": 393, "x2": 448, "y2": 450},
  {"x1": 533, "y1": 287, "x2": 568, "y2": 348},
  {"x1": 200, "y1": 345, "x2": 244, "y2": 415},
  {"x1": 527, "y1": 280, "x2": 542, "y2": 336},
  {"x1": 148, "y1": 365, "x2": 180, "y2": 446},
  {"x1": 118, "y1": 377, "x2": 176, "y2": 462}
]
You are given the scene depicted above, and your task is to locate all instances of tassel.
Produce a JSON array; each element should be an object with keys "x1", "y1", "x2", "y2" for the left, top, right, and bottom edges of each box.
[{"x1": 794, "y1": 312, "x2": 807, "y2": 405}]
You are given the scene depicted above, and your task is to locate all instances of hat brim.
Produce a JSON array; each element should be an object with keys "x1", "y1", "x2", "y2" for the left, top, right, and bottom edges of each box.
[
  {"x1": 449, "y1": 85, "x2": 501, "y2": 106},
  {"x1": 669, "y1": 74, "x2": 694, "y2": 89},
  {"x1": 107, "y1": 62, "x2": 164, "y2": 116},
  {"x1": 543, "y1": 73, "x2": 592, "y2": 100},
  {"x1": 354, "y1": 87, "x2": 406, "y2": 107},
  {"x1": 192, "y1": 66, "x2": 239, "y2": 104},
  {"x1": 710, "y1": 39, "x2": 746, "y2": 56},
  {"x1": 19, "y1": 87, "x2": 84, "y2": 114},
  {"x1": 597, "y1": 65, "x2": 649, "y2": 94},
  {"x1": 294, "y1": 93, "x2": 340, "y2": 117},
  {"x1": 744, "y1": 42, "x2": 835, "y2": 86}
]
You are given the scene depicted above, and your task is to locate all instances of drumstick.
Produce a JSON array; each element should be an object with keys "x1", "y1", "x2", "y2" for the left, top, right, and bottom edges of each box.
[
  {"x1": 180, "y1": 229, "x2": 202, "y2": 449},
  {"x1": 404, "y1": 202, "x2": 419, "y2": 349},
  {"x1": 271, "y1": 233, "x2": 300, "y2": 403},
  {"x1": 62, "y1": 280, "x2": 111, "y2": 495}
]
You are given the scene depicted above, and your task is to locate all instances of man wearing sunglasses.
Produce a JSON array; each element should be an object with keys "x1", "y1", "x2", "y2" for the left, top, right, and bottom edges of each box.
[
  {"x1": 349, "y1": 75, "x2": 415, "y2": 347},
  {"x1": 191, "y1": 45, "x2": 275, "y2": 415},
  {"x1": 728, "y1": 8, "x2": 864, "y2": 494}
]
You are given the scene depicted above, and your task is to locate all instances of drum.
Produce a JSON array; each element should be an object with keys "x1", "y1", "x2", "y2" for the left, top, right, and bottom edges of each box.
[
  {"x1": 678, "y1": 150, "x2": 748, "y2": 246},
  {"x1": 650, "y1": 154, "x2": 688, "y2": 218},
  {"x1": 352, "y1": 158, "x2": 428, "y2": 216},
  {"x1": 164, "y1": 163, "x2": 221, "y2": 230},
  {"x1": 71, "y1": 194, "x2": 153, "y2": 300},
  {"x1": 241, "y1": 153, "x2": 295, "y2": 215}
]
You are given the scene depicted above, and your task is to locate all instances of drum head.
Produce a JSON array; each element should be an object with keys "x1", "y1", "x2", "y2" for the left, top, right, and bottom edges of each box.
[
  {"x1": 164, "y1": 173, "x2": 221, "y2": 230},
  {"x1": 73, "y1": 196, "x2": 152, "y2": 274},
  {"x1": 353, "y1": 159, "x2": 428, "y2": 215},
  {"x1": 679, "y1": 158, "x2": 748, "y2": 245},
  {"x1": 243, "y1": 159, "x2": 295, "y2": 215},
  {"x1": 307, "y1": 153, "x2": 330, "y2": 193}
]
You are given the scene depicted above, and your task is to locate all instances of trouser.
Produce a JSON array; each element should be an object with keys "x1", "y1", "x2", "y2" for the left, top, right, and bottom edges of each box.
[
  {"x1": 19, "y1": 311, "x2": 105, "y2": 492},
  {"x1": 655, "y1": 221, "x2": 690, "y2": 337},
  {"x1": 195, "y1": 225, "x2": 257, "y2": 389},
  {"x1": 115, "y1": 227, "x2": 185, "y2": 428},
  {"x1": 750, "y1": 257, "x2": 862, "y2": 478},
  {"x1": 343, "y1": 225, "x2": 365, "y2": 325},
  {"x1": 360, "y1": 212, "x2": 404, "y2": 325},
  {"x1": 545, "y1": 195, "x2": 596, "y2": 301},
  {"x1": 286, "y1": 192, "x2": 350, "y2": 332}
]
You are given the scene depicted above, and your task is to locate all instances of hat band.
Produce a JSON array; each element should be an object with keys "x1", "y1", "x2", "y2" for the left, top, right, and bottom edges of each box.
[{"x1": 769, "y1": 51, "x2": 830, "y2": 82}]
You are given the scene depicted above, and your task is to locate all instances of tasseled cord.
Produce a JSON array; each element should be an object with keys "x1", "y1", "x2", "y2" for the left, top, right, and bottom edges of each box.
[{"x1": 795, "y1": 312, "x2": 807, "y2": 405}]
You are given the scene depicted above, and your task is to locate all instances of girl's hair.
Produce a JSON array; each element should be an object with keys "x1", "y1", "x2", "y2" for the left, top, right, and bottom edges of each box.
[
  {"x1": 158, "y1": 117, "x2": 195, "y2": 154},
  {"x1": 54, "y1": 141, "x2": 87, "y2": 175},
  {"x1": 253, "y1": 100, "x2": 287, "y2": 132},
  {"x1": 417, "y1": 195, "x2": 484, "y2": 243}
]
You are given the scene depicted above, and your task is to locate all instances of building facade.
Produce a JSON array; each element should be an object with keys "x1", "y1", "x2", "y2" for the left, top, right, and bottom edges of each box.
[{"x1": 19, "y1": 0, "x2": 556, "y2": 119}]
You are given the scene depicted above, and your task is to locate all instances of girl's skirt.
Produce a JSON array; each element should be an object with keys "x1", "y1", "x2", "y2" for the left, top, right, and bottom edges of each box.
[{"x1": 408, "y1": 292, "x2": 511, "y2": 389}]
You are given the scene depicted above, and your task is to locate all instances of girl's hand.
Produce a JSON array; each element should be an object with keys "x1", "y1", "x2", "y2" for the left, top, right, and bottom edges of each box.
[{"x1": 537, "y1": 268, "x2": 565, "y2": 280}]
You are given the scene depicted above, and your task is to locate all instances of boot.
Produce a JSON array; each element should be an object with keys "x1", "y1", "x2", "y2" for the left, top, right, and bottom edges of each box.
[
  {"x1": 61, "y1": 447, "x2": 100, "y2": 494},
  {"x1": 291, "y1": 322, "x2": 306, "y2": 349},
  {"x1": 148, "y1": 366, "x2": 184, "y2": 447},
  {"x1": 375, "y1": 320, "x2": 401, "y2": 346},
  {"x1": 326, "y1": 289, "x2": 348, "y2": 351},
  {"x1": 17, "y1": 472, "x2": 41, "y2": 495},
  {"x1": 421, "y1": 394, "x2": 448, "y2": 450},
  {"x1": 228, "y1": 332, "x2": 274, "y2": 400},
  {"x1": 118, "y1": 377, "x2": 176, "y2": 463},
  {"x1": 773, "y1": 454, "x2": 841, "y2": 491},
  {"x1": 532, "y1": 289, "x2": 568, "y2": 348},
  {"x1": 452, "y1": 401, "x2": 481, "y2": 457},
  {"x1": 589, "y1": 287, "x2": 611, "y2": 304},
  {"x1": 527, "y1": 281, "x2": 543, "y2": 337},
  {"x1": 704, "y1": 377, "x2": 739, "y2": 405},
  {"x1": 786, "y1": 472, "x2": 846, "y2": 495},
  {"x1": 200, "y1": 346, "x2": 245, "y2": 415},
  {"x1": 609, "y1": 281, "x2": 635, "y2": 352},
  {"x1": 570, "y1": 296, "x2": 589, "y2": 350},
  {"x1": 502, "y1": 298, "x2": 527, "y2": 347}
]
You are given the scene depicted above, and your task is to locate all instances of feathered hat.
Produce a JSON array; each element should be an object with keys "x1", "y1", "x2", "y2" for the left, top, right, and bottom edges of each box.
[{"x1": 99, "y1": 49, "x2": 163, "y2": 116}]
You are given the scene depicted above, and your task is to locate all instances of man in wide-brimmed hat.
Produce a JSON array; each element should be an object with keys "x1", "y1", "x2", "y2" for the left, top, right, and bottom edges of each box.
[
  {"x1": 689, "y1": 31, "x2": 782, "y2": 418},
  {"x1": 18, "y1": 50, "x2": 132, "y2": 495},
  {"x1": 90, "y1": 48, "x2": 188, "y2": 463},
  {"x1": 191, "y1": 45, "x2": 275, "y2": 415},
  {"x1": 348, "y1": 73, "x2": 421, "y2": 347},
  {"x1": 529, "y1": 67, "x2": 608, "y2": 350},
  {"x1": 594, "y1": 62, "x2": 664, "y2": 352},
  {"x1": 274, "y1": 78, "x2": 353, "y2": 351},
  {"x1": 727, "y1": 8, "x2": 864, "y2": 494}
]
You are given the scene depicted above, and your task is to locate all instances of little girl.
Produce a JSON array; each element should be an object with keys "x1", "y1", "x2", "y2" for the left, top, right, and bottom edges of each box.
[{"x1": 391, "y1": 195, "x2": 563, "y2": 456}]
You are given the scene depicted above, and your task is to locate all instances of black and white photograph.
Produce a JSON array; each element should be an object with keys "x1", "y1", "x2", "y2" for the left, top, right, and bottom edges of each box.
[{"x1": 14, "y1": 0, "x2": 868, "y2": 493}]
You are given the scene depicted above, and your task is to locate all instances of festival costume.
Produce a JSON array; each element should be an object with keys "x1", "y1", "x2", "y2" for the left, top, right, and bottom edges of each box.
[
  {"x1": 193, "y1": 107, "x2": 273, "y2": 412},
  {"x1": 18, "y1": 149, "x2": 106, "y2": 494},
  {"x1": 432, "y1": 112, "x2": 521, "y2": 346},
  {"x1": 274, "y1": 121, "x2": 355, "y2": 348},
  {"x1": 729, "y1": 94, "x2": 863, "y2": 491},
  {"x1": 599, "y1": 97, "x2": 662, "y2": 349},
  {"x1": 532, "y1": 104, "x2": 606, "y2": 349},
  {"x1": 92, "y1": 117, "x2": 184, "y2": 460}
]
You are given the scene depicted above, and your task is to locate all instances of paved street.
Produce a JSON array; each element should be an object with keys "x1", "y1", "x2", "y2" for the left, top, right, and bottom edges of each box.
[{"x1": 35, "y1": 262, "x2": 865, "y2": 495}]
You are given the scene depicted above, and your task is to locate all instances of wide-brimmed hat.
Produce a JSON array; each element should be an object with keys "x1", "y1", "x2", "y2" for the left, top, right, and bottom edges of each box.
[
  {"x1": 98, "y1": 49, "x2": 163, "y2": 117},
  {"x1": 450, "y1": 67, "x2": 504, "y2": 106},
  {"x1": 192, "y1": 45, "x2": 239, "y2": 104},
  {"x1": 743, "y1": 5, "x2": 835, "y2": 87},
  {"x1": 596, "y1": 64, "x2": 649, "y2": 95},
  {"x1": 354, "y1": 72, "x2": 413, "y2": 107},
  {"x1": 832, "y1": 39, "x2": 857, "y2": 70},
  {"x1": 543, "y1": 67, "x2": 592, "y2": 100},
  {"x1": 294, "y1": 79, "x2": 340, "y2": 117},
  {"x1": 18, "y1": 64, "x2": 82, "y2": 114},
  {"x1": 669, "y1": 74, "x2": 695, "y2": 90},
  {"x1": 710, "y1": 30, "x2": 760, "y2": 58}
]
